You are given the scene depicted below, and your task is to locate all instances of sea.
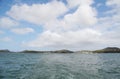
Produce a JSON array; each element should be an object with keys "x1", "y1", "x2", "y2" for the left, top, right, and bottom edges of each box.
[{"x1": 0, "y1": 52, "x2": 120, "y2": 79}]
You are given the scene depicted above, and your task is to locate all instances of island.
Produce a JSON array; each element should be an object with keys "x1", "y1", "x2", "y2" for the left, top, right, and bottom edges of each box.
[
  {"x1": 0, "y1": 47, "x2": 120, "y2": 53},
  {"x1": 0, "y1": 49, "x2": 10, "y2": 52},
  {"x1": 19, "y1": 49, "x2": 74, "y2": 53},
  {"x1": 19, "y1": 50, "x2": 46, "y2": 53},
  {"x1": 93, "y1": 47, "x2": 120, "y2": 53},
  {"x1": 53, "y1": 49, "x2": 74, "y2": 53}
]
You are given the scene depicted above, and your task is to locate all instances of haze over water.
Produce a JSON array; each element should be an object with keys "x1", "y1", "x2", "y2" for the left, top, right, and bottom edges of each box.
[{"x1": 0, "y1": 52, "x2": 120, "y2": 79}]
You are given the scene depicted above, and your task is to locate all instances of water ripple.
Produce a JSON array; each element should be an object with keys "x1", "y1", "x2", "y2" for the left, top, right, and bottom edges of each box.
[{"x1": 0, "y1": 53, "x2": 120, "y2": 79}]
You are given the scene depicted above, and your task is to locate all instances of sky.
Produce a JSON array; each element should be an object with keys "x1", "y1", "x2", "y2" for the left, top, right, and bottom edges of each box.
[{"x1": 0, "y1": 0, "x2": 120, "y2": 51}]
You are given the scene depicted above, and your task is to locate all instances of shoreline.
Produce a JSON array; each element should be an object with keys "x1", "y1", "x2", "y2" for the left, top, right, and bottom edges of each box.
[{"x1": 0, "y1": 47, "x2": 120, "y2": 53}]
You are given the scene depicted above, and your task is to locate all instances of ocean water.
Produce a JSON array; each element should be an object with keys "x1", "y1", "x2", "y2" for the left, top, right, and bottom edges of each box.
[{"x1": 0, "y1": 52, "x2": 120, "y2": 79}]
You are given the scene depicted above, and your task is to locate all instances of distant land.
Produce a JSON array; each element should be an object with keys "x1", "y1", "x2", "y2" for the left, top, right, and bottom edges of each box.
[
  {"x1": 92, "y1": 47, "x2": 120, "y2": 53},
  {"x1": 0, "y1": 49, "x2": 10, "y2": 52},
  {"x1": 19, "y1": 49, "x2": 74, "y2": 53},
  {"x1": 0, "y1": 47, "x2": 120, "y2": 53}
]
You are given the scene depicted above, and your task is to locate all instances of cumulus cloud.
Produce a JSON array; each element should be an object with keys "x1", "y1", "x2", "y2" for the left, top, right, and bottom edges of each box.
[
  {"x1": 95, "y1": 0, "x2": 120, "y2": 33},
  {"x1": 91, "y1": 0, "x2": 120, "y2": 48},
  {"x1": 11, "y1": 27, "x2": 34, "y2": 34},
  {"x1": 7, "y1": 0, "x2": 68, "y2": 25},
  {"x1": 106, "y1": 0, "x2": 120, "y2": 7},
  {"x1": 67, "y1": 0, "x2": 94, "y2": 8},
  {"x1": 25, "y1": 29, "x2": 102, "y2": 49},
  {"x1": 8, "y1": 0, "x2": 99, "y2": 49},
  {"x1": 0, "y1": 17, "x2": 18, "y2": 28},
  {"x1": 7, "y1": 0, "x2": 97, "y2": 31},
  {"x1": 63, "y1": 4, "x2": 97, "y2": 27},
  {"x1": 6, "y1": 0, "x2": 120, "y2": 50},
  {"x1": 105, "y1": 0, "x2": 120, "y2": 16}
]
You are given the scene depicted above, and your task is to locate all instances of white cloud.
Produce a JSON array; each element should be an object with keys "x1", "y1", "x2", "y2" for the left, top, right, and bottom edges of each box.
[
  {"x1": 94, "y1": 0, "x2": 120, "y2": 33},
  {"x1": 11, "y1": 27, "x2": 34, "y2": 34},
  {"x1": 6, "y1": 0, "x2": 120, "y2": 50},
  {"x1": 106, "y1": 0, "x2": 120, "y2": 15},
  {"x1": 14, "y1": 0, "x2": 98, "y2": 49},
  {"x1": 106, "y1": 0, "x2": 120, "y2": 7},
  {"x1": 7, "y1": 0, "x2": 97, "y2": 30},
  {"x1": 44, "y1": 0, "x2": 97, "y2": 32},
  {"x1": 7, "y1": 0, "x2": 68, "y2": 25},
  {"x1": 0, "y1": 17, "x2": 18, "y2": 28},
  {"x1": 90, "y1": 0, "x2": 120, "y2": 48},
  {"x1": 0, "y1": 37, "x2": 12, "y2": 42},
  {"x1": 64, "y1": 4, "x2": 97, "y2": 27},
  {"x1": 66, "y1": 0, "x2": 94, "y2": 8},
  {"x1": 25, "y1": 29, "x2": 101, "y2": 49}
]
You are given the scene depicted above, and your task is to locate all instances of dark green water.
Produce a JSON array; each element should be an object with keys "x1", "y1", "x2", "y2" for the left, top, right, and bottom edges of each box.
[{"x1": 0, "y1": 52, "x2": 120, "y2": 79}]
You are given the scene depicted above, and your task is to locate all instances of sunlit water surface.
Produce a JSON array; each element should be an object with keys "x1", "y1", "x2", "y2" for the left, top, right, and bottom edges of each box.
[{"x1": 0, "y1": 52, "x2": 120, "y2": 79}]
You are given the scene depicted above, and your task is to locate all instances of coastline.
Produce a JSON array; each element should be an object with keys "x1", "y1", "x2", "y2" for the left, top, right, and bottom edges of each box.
[{"x1": 0, "y1": 47, "x2": 120, "y2": 53}]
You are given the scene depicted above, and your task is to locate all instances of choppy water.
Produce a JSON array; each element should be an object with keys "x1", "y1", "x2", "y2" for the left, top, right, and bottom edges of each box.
[{"x1": 0, "y1": 52, "x2": 120, "y2": 79}]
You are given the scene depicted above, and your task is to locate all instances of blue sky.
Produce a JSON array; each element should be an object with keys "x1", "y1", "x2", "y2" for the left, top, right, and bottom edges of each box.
[{"x1": 0, "y1": 0, "x2": 120, "y2": 51}]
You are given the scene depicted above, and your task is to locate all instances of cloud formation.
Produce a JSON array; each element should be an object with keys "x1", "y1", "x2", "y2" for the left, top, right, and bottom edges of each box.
[
  {"x1": 4, "y1": 0, "x2": 120, "y2": 50},
  {"x1": 11, "y1": 27, "x2": 34, "y2": 34},
  {"x1": 0, "y1": 17, "x2": 18, "y2": 28},
  {"x1": 7, "y1": 0, "x2": 68, "y2": 25},
  {"x1": 25, "y1": 29, "x2": 101, "y2": 48},
  {"x1": 7, "y1": 0, "x2": 97, "y2": 30}
]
